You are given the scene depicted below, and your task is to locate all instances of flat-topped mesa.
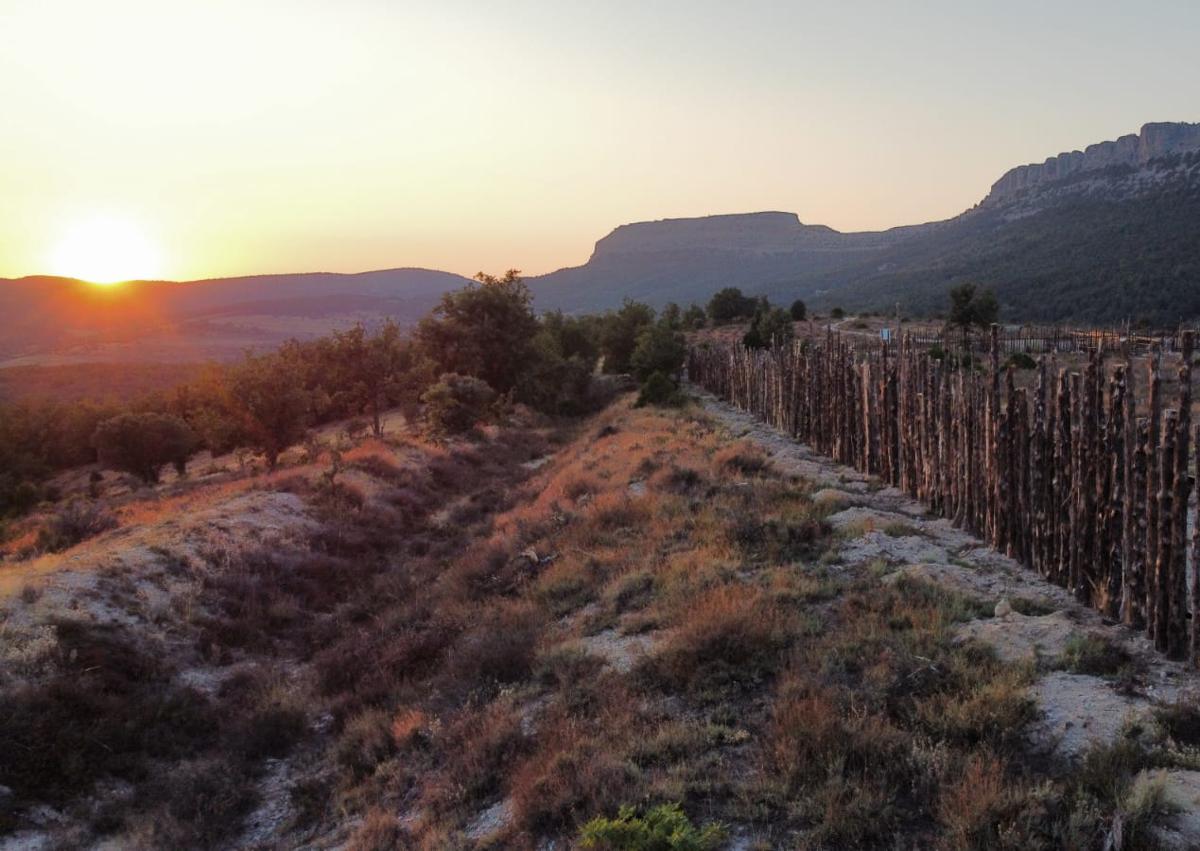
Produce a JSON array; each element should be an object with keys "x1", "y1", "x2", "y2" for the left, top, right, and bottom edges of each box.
[
  {"x1": 589, "y1": 211, "x2": 839, "y2": 260},
  {"x1": 984, "y1": 121, "x2": 1200, "y2": 206}
]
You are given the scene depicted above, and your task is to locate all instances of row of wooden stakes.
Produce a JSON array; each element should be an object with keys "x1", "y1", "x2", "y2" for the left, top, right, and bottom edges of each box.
[{"x1": 687, "y1": 327, "x2": 1200, "y2": 665}]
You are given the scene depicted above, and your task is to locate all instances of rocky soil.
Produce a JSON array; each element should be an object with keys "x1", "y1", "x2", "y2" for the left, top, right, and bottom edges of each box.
[{"x1": 694, "y1": 386, "x2": 1200, "y2": 848}]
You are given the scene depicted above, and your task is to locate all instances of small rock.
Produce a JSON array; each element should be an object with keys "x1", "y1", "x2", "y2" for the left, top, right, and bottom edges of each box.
[{"x1": 465, "y1": 798, "x2": 513, "y2": 841}]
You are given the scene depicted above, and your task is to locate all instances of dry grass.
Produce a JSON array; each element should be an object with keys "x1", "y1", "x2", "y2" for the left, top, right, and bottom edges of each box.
[
  {"x1": 0, "y1": 394, "x2": 1182, "y2": 848},
  {"x1": 644, "y1": 584, "x2": 794, "y2": 695}
]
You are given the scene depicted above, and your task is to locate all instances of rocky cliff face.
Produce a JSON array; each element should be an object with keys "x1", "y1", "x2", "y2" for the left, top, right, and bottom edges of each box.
[
  {"x1": 592, "y1": 212, "x2": 815, "y2": 257},
  {"x1": 534, "y1": 120, "x2": 1200, "y2": 321},
  {"x1": 587, "y1": 211, "x2": 930, "y2": 263},
  {"x1": 984, "y1": 121, "x2": 1200, "y2": 206}
]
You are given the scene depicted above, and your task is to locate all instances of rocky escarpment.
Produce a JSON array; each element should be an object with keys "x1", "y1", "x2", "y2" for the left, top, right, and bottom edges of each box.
[
  {"x1": 983, "y1": 121, "x2": 1200, "y2": 207},
  {"x1": 531, "y1": 211, "x2": 942, "y2": 311},
  {"x1": 589, "y1": 211, "x2": 925, "y2": 261}
]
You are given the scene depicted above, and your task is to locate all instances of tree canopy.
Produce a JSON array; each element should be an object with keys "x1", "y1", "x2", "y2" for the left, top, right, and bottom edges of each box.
[
  {"x1": 93, "y1": 412, "x2": 198, "y2": 483},
  {"x1": 947, "y1": 283, "x2": 1000, "y2": 331},
  {"x1": 415, "y1": 270, "x2": 540, "y2": 395},
  {"x1": 707, "y1": 287, "x2": 757, "y2": 325}
]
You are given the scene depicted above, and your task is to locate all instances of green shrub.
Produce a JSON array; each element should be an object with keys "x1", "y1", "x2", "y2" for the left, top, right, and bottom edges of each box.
[
  {"x1": 631, "y1": 323, "x2": 687, "y2": 382},
  {"x1": 579, "y1": 803, "x2": 725, "y2": 850},
  {"x1": 1059, "y1": 633, "x2": 1131, "y2": 676},
  {"x1": 636, "y1": 373, "x2": 683, "y2": 408},
  {"x1": 421, "y1": 373, "x2": 496, "y2": 436},
  {"x1": 601, "y1": 300, "x2": 657, "y2": 374}
]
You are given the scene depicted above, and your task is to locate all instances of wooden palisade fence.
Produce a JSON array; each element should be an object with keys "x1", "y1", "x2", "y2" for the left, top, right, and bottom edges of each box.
[{"x1": 688, "y1": 326, "x2": 1200, "y2": 664}]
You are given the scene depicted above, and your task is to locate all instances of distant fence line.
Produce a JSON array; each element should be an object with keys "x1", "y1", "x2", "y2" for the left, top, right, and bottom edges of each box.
[
  {"x1": 831, "y1": 323, "x2": 1194, "y2": 356},
  {"x1": 688, "y1": 326, "x2": 1200, "y2": 665}
]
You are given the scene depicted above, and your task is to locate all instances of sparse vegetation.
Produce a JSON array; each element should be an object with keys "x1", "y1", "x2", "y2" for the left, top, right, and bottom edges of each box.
[
  {"x1": 1, "y1": 274, "x2": 1192, "y2": 849},
  {"x1": 35, "y1": 498, "x2": 117, "y2": 552},
  {"x1": 1059, "y1": 632, "x2": 1133, "y2": 677}
]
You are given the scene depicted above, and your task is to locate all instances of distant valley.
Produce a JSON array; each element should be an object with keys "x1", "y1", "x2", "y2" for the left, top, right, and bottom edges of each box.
[{"x1": 0, "y1": 269, "x2": 471, "y2": 365}]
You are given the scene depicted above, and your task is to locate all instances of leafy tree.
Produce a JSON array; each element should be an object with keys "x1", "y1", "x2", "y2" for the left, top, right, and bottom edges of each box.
[
  {"x1": 165, "y1": 366, "x2": 246, "y2": 455},
  {"x1": 630, "y1": 322, "x2": 687, "y2": 382},
  {"x1": 830, "y1": 307, "x2": 846, "y2": 320},
  {"x1": 681, "y1": 304, "x2": 707, "y2": 330},
  {"x1": 659, "y1": 302, "x2": 682, "y2": 330},
  {"x1": 742, "y1": 301, "x2": 795, "y2": 350},
  {"x1": 321, "y1": 322, "x2": 420, "y2": 436},
  {"x1": 538, "y1": 310, "x2": 602, "y2": 365},
  {"x1": 947, "y1": 283, "x2": 1000, "y2": 331},
  {"x1": 706, "y1": 287, "x2": 756, "y2": 325},
  {"x1": 600, "y1": 300, "x2": 656, "y2": 375},
  {"x1": 421, "y1": 373, "x2": 496, "y2": 436},
  {"x1": 517, "y1": 312, "x2": 601, "y2": 415},
  {"x1": 227, "y1": 353, "x2": 310, "y2": 470},
  {"x1": 93, "y1": 412, "x2": 198, "y2": 483},
  {"x1": 790, "y1": 298, "x2": 807, "y2": 321},
  {"x1": 415, "y1": 270, "x2": 540, "y2": 394}
]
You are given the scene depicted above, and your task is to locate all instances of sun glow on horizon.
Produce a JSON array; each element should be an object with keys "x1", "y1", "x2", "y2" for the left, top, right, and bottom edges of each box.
[{"x1": 49, "y1": 215, "x2": 164, "y2": 285}]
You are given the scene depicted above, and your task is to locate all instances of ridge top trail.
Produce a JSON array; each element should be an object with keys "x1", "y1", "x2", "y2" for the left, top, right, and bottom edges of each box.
[{"x1": 688, "y1": 326, "x2": 1200, "y2": 666}]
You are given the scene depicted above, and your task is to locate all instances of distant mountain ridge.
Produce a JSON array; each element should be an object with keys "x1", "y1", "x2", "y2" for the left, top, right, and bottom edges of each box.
[
  {"x1": 0, "y1": 268, "x2": 472, "y2": 365},
  {"x1": 531, "y1": 121, "x2": 1200, "y2": 323},
  {"x1": 529, "y1": 212, "x2": 943, "y2": 313},
  {"x1": 6, "y1": 120, "x2": 1200, "y2": 366}
]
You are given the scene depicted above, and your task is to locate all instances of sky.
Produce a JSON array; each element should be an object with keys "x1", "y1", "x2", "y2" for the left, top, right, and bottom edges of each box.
[{"x1": 1, "y1": 0, "x2": 1198, "y2": 282}]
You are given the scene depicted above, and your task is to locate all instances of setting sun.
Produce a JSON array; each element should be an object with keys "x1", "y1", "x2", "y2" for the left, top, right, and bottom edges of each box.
[{"x1": 48, "y1": 215, "x2": 163, "y2": 284}]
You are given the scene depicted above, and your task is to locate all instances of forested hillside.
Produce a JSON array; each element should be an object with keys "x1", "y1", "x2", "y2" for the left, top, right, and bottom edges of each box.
[{"x1": 804, "y1": 158, "x2": 1200, "y2": 324}]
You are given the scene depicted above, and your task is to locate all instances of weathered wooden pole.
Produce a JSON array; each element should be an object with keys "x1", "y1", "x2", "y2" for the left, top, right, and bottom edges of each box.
[
  {"x1": 1146, "y1": 348, "x2": 1163, "y2": 639},
  {"x1": 1156, "y1": 410, "x2": 1178, "y2": 654},
  {"x1": 1168, "y1": 332, "x2": 1194, "y2": 659}
]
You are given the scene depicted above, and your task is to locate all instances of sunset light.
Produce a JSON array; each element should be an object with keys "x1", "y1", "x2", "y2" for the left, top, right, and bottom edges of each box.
[
  {"x1": 5, "y1": 1, "x2": 1200, "y2": 846},
  {"x1": 48, "y1": 215, "x2": 163, "y2": 284}
]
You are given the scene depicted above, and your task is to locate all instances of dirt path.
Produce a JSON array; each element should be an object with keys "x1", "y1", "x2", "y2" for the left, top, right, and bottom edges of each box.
[{"x1": 694, "y1": 386, "x2": 1200, "y2": 847}]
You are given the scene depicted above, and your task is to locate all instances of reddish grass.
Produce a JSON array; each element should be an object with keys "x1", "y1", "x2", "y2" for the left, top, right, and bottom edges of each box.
[
  {"x1": 509, "y1": 719, "x2": 638, "y2": 836},
  {"x1": 648, "y1": 584, "x2": 792, "y2": 692}
]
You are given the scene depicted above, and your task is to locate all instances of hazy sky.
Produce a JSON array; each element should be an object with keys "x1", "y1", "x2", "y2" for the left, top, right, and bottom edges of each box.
[{"x1": 2, "y1": 0, "x2": 1198, "y2": 281}]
